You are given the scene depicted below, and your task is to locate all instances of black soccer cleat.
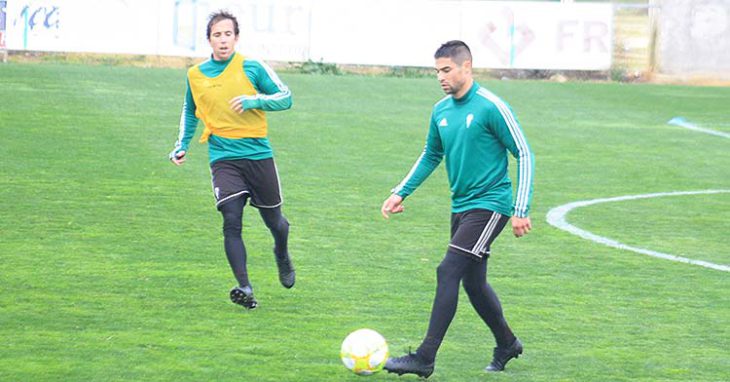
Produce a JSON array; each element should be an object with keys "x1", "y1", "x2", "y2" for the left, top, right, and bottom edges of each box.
[
  {"x1": 275, "y1": 254, "x2": 296, "y2": 289},
  {"x1": 384, "y1": 352, "x2": 435, "y2": 378},
  {"x1": 229, "y1": 285, "x2": 258, "y2": 310},
  {"x1": 485, "y1": 337, "x2": 523, "y2": 372}
]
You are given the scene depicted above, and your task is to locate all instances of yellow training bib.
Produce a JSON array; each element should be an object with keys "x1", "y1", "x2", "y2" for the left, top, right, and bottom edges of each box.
[{"x1": 188, "y1": 53, "x2": 267, "y2": 143}]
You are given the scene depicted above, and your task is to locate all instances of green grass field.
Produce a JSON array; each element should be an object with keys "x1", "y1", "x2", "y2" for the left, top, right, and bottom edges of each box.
[{"x1": 1, "y1": 62, "x2": 728, "y2": 382}]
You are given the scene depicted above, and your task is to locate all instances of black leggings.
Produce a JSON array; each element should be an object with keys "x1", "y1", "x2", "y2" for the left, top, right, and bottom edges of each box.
[
  {"x1": 417, "y1": 249, "x2": 515, "y2": 363},
  {"x1": 219, "y1": 196, "x2": 290, "y2": 287}
]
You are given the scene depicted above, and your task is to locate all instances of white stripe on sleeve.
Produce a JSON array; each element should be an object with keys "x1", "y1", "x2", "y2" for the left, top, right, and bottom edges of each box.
[
  {"x1": 477, "y1": 88, "x2": 533, "y2": 216},
  {"x1": 392, "y1": 147, "x2": 427, "y2": 195}
]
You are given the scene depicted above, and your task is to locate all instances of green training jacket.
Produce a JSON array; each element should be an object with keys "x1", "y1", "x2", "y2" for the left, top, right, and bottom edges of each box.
[
  {"x1": 393, "y1": 82, "x2": 534, "y2": 217},
  {"x1": 171, "y1": 54, "x2": 292, "y2": 164}
]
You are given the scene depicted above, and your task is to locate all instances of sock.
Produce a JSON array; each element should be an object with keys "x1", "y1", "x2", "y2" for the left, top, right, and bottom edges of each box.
[
  {"x1": 259, "y1": 207, "x2": 290, "y2": 262},
  {"x1": 417, "y1": 250, "x2": 473, "y2": 363},
  {"x1": 416, "y1": 337, "x2": 441, "y2": 364},
  {"x1": 463, "y1": 257, "x2": 515, "y2": 348},
  {"x1": 220, "y1": 197, "x2": 250, "y2": 287}
]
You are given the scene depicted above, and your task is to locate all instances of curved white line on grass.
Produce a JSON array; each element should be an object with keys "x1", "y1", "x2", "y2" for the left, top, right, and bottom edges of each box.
[
  {"x1": 668, "y1": 117, "x2": 730, "y2": 139},
  {"x1": 546, "y1": 190, "x2": 730, "y2": 272}
]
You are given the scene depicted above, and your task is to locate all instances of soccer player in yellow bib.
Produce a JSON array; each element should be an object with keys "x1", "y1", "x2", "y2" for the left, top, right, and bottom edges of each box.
[{"x1": 169, "y1": 11, "x2": 294, "y2": 310}]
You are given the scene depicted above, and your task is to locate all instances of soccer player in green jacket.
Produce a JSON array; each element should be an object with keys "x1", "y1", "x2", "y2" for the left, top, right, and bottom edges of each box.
[
  {"x1": 381, "y1": 40, "x2": 534, "y2": 377},
  {"x1": 168, "y1": 11, "x2": 294, "y2": 310}
]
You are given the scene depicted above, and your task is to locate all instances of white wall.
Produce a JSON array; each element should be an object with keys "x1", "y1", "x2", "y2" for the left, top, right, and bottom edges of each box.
[
  {"x1": 655, "y1": 0, "x2": 730, "y2": 77},
  {"x1": 3, "y1": 0, "x2": 613, "y2": 70}
]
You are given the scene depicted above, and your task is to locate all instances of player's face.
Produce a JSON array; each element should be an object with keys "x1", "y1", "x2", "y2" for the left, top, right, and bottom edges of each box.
[
  {"x1": 434, "y1": 57, "x2": 472, "y2": 98},
  {"x1": 209, "y1": 19, "x2": 238, "y2": 61}
]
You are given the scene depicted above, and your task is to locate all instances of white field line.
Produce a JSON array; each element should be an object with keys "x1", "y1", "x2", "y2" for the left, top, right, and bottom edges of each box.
[
  {"x1": 667, "y1": 117, "x2": 730, "y2": 139},
  {"x1": 546, "y1": 190, "x2": 730, "y2": 272}
]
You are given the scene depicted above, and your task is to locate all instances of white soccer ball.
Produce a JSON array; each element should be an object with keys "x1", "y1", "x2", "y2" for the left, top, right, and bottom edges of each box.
[{"x1": 340, "y1": 328, "x2": 389, "y2": 375}]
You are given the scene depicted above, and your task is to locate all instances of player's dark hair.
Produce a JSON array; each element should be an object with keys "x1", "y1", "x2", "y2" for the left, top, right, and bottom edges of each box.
[
  {"x1": 434, "y1": 40, "x2": 472, "y2": 65},
  {"x1": 206, "y1": 10, "x2": 239, "y2": 40}
]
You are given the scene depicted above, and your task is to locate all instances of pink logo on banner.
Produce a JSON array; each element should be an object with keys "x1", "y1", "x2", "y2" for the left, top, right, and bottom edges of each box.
[{"x1": 478, "y1": 7, "x2": 535, "y2": 67}]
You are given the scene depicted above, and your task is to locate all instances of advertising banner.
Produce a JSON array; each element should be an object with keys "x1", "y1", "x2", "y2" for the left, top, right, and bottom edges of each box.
[
  {"x1": 309, "y1": 0, "x2": 613, "y2": 70},
  {"x1": 3, "y1": 0, "x2": 613, "y2": 70},
  {"x1": 0, "y1": 0, "x2": 7, "y2": 50}
]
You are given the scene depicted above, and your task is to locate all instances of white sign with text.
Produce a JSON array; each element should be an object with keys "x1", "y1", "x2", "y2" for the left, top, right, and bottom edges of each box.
[{"x1": 4, "y1": 0, "x2": 613, "y2": 70}]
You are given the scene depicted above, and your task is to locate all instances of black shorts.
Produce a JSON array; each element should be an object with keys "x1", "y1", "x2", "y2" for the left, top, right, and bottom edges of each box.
[
  {"x1": 449, "y1": 209, "x2": 509, "y2": 260},
  {"x1": 210, "y1": 158, "x2": 283, "y2": 209}
]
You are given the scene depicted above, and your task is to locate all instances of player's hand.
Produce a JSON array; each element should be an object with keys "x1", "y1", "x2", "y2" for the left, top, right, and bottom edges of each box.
[
  {"x1": 511, "y1": 216, "x2": 532, "y2": 237},
  {"x1": 229, "y1": 96, "x2": 246, "y2": 113},
  {"x1": 381, "y1": 194, "x2": 404, "y2": 219},
  {"x1": 170, "y1": 150, "x2": 187, "y2": 166}
]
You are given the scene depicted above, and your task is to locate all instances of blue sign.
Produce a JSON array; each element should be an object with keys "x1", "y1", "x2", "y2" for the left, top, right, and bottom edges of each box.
[{"x1": 0, "y1": 1, "x2": 7, "y2": 31}]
